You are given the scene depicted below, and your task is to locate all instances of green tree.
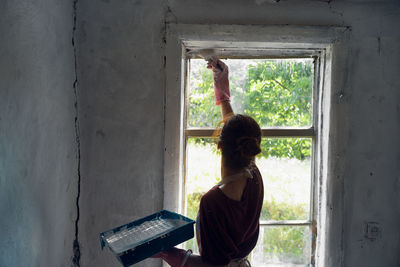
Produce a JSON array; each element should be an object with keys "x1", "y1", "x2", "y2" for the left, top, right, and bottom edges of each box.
[
  {"x1": 243, "y1": 60, "x2": 313, "y2": 160},
  {"x1": 188, "y1": 69, "x2": 220, "y2": 128},
  {"x1": 243, "y1": 60, "x2": 313, "y2": 127},
  {"x1": 260, "y1": 199, "x2": 309, "y2": 263},
  {"x1": 262, "y1": 226, "x2": 309, "y2": 264}
]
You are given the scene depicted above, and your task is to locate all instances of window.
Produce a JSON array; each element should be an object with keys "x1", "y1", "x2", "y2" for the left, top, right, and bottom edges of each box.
[
  {"x1": 164, "y1": 24, "x2": 347, "y2": 267},
  {"x1": 183, "y1": 57, "x2": 318, "y2": 266}
]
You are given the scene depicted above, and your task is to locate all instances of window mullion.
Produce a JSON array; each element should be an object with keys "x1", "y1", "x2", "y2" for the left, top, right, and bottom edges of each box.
[
  {"x1": 260, "y1": 219, "x2": 312, "y2": 226},
  {"x1": 182, "y1": 58, "x2": 190, "y2": 214},
  {"x1": 186, "y1": 128, "x2": 315, "y2": 138}
]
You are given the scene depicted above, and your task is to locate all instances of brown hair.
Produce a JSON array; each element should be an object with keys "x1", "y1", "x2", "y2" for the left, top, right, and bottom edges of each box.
[{"x1": 219, "y1": 114, "x2": 261, "y2": 170}]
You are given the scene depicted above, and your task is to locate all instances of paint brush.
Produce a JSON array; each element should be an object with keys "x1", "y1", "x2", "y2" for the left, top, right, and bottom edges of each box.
[
  {"x1": 198, "y1": 49, "x2": 215, "y2": 61},
  {"x1": 198, "y1": 49, "x2": 223, "y2": 71}
]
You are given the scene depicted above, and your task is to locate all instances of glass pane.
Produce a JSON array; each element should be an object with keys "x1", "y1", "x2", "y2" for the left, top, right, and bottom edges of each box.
[
  {"x1": 256, "y1": 138, "x2": 312, "y2": 221},
  {"x1": 183, "y1": 137, "x2": 221, "y2": 253},
  {"x1": 188, "y1": 58, "x2": 314, "y2": 128},
  {"x1": 250, "y1": 225, "x2": 311, "y2": 266}
]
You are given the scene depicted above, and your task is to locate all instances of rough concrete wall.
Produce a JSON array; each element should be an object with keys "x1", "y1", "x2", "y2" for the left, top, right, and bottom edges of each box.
[
  {"x1": 75, "y1": 0, "x2": 399, "y2": 266},
  {"x1": 76, "y1": 0, "x2": 166, "y2": 266},
  {"x1": 338, "y1": 8, "x2": 400, "y2": 267},
  {"x1": 0, "y1": 1, "x2": 77, "y2": 267}
]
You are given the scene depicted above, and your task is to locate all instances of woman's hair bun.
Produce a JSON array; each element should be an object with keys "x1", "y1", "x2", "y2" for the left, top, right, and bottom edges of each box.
[
  {"x1": 219, "y1": 114, "x2": 262, "y2": 169},
  {"x1": 237, "y1": 137, "x2": 261, "y2": 158}
]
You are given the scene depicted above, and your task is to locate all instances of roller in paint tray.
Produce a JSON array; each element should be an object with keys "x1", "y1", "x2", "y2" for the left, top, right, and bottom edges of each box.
[{"x1": 100, "y1": 210, "x2": 195, "y2": 266}]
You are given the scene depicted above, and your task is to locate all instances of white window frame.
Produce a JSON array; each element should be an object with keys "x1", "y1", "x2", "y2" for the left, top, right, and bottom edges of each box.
[{"x1": 164, "y1": 23, "x2": 348, "y2": 266}]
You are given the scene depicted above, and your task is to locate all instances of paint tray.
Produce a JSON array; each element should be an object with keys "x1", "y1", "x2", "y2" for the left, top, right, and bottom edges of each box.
[{"x1": 100, "y1": 210, "x2": 195, "y2": 266}]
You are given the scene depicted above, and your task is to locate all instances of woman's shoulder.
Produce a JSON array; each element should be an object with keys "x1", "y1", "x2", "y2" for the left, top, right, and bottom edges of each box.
[
  {"x1": 201, "y1": 185, "x2": 221, "y2": 204},
  {"x1": 199, "y1": 186, "x2": 225, "y2": 216}
]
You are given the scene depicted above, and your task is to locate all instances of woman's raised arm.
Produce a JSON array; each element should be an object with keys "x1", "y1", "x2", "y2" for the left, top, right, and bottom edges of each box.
[{"x1": 207, "y1": 58, "x2": 234, "y2": 121}]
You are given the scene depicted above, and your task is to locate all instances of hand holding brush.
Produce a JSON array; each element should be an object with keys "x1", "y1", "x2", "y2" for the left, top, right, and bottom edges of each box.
[{"x1": 206, "y1": 57, "x2": 230, "y2": 105}]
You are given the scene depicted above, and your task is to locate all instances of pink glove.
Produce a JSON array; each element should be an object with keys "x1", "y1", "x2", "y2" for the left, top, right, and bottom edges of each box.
[
  {"x1": 207, "y1": 58, "x2": 230, "y2": 105},
  {"x1": 151, "y1": 247, "x2": 192, "y2": 267}
]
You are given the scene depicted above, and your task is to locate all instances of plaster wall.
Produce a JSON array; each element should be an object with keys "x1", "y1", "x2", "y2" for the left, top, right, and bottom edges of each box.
[
  {"x1": 76, "y1": 1, "x2": 166, "y2": 266},
  {"x1": 2, "y1": 0, "x2": 398, "y2": 266},
  {"x1": 0, "y1": 0, "x2": 77, "y2": 266},
  {"x1": 77, "y1": 1, "x2": 399, "y2": 266}
]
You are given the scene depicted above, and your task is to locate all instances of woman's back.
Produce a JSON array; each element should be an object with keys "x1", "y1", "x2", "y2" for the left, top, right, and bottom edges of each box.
[{"x1": 198, "y1": 164, "x2": 264, "y2": 265}]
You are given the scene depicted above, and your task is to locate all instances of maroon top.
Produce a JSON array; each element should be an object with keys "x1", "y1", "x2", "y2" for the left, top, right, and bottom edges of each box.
[{"x1": 197, "y1": 164, "x2": 264, "y2": 265}]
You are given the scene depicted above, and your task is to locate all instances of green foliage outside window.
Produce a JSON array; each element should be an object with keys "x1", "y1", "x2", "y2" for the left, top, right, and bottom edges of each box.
[
  {"x1": 262, "y1": 226, "x2": 310, "y2": 264},
  {"x1": 261, "y1": 199, "x2": 307, "y2": 221}
]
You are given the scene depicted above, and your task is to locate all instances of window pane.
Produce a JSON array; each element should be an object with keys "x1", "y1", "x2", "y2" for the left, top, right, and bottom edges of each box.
[
  {"x1": 188, "y1": 60, "x2": 221, "y2": 128},
  {"x1": 188, "y1": 59, "x2": 314, "y2": 128},
  {"x1": 185, "y1": 137, "x2": 221, "y2": 219},
  {"x1": 256, "y1": 138, "x2": 312, "y2": 221},
  {"x1": 251, "y1": 225, "x2": 311, "y2": 266},
  {"x1": 183, "y1": 138, "x2": 220, "y2": 253}
]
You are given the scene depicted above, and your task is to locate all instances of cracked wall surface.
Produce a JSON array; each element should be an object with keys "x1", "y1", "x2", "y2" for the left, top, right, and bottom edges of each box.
[
  {"x1": 0, "y1": 0, "x2": 77, "y2": 266},
  {"x1": 72, "y1": 0, "x2": 82, "y2": 266}
]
